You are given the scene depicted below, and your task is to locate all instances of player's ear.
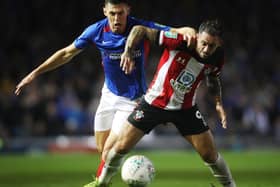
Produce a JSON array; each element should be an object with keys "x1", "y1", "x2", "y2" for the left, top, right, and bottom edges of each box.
[
  {"x1": 103, "y1": 6, "x2": 107, "y2": 17},
  {"x1": 126, "y1": 6, "x2": 131, "y2": 15},
  {"x1": 217, "y1": 37, "x2": 223, "y2": 47}
]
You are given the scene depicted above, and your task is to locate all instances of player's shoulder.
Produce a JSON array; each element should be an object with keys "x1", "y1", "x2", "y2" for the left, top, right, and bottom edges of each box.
[
  {"x1": 86, "y1": 18, "x2": 108, "y2": 29},
  {"x1": 128, "y1": 16, "x2": 155, "y2": 26},
  {"x1": 81, "y1": 18, "x2": 108, "y2": 37},
  {"x1": 128, "y1": 16, "x2": 169, "y2": 31},
  {"x1": 126, "y1": 16, "x2": 146, "y2": 27},
  {"x1": 126, "y1": 16, "x2": 148, "y2": 33}
]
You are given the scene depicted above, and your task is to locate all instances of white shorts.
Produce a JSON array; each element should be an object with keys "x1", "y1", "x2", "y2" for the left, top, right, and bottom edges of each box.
[{"x1": 94, "y1": 84, "x2": 138, "y2": 135}]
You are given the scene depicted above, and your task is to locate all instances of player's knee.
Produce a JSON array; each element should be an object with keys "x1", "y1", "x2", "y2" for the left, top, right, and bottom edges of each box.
[
  {"x1": 114, "y1": 141, "x2": 130, "y2": 154},
  {"x1": 200, "y1": 150, "x2": 218, "y2": 163},
  {"x1": 101, "y1": 148, "x2": 110, "y2": 162},
  {"x1": 96, "y1": 143, "x2": 104, "y2": 153}
]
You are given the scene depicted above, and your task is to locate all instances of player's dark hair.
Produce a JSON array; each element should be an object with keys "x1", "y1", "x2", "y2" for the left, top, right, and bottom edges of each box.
[
  {"x1": 198, "y1": 19, "x2": 223, "y2": 38},
  {"x1": 105, "y1": 0, "x2": 130, "y2": 5}
]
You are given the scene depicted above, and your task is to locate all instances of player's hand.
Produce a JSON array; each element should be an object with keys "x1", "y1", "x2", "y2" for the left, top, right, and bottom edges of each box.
[
  {"x1": 184, "y1": 33, "x2": 196, "y2": 49},
  {"x1": 14, "y1": 72, "x2": 36, "y2": 95},
  {"x1": 120, "y1": 52, "x2": 135, "y2": 74},
  {"x1": 216, "y1": 102, "x2": 227, "y2": 129}
]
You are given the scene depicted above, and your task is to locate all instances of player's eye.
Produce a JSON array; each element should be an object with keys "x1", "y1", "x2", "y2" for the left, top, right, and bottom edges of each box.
[{"x1": 201, "y1": 41, "x2": 207, "y2": 46}]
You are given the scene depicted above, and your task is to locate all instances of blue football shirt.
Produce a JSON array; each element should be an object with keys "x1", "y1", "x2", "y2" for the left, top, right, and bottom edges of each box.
[{"x1": 74, "y1": 16, "x2": 170, "y2": 100}]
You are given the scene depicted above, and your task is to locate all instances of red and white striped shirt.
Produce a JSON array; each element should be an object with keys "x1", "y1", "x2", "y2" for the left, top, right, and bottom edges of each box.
[{"x1": 144, "y1": 31, "x2": 225, "y2": 110}]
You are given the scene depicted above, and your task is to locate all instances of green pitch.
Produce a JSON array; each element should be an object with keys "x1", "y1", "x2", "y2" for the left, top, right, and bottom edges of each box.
[{"x1": 0, "y1": 150, "x2": 279, "y2": 187}]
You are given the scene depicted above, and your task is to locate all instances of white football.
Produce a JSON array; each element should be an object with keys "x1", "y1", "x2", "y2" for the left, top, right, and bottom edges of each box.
[{"x1": 121, "y1": 155, "x2": 155, "y2": 187}]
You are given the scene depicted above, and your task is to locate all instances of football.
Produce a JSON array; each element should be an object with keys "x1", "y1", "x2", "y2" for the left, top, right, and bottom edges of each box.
[{"x1": 121, "y1": 155, "x2": 155, "y2": 187}]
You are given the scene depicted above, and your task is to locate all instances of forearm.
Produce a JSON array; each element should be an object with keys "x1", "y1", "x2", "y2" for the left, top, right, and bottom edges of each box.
[
  {"x1": 32, "y1": 44, "x2": 81, "y2": 77},
  {"x1": 34, "y1": 50, "x2": 70, "y2": 75},
  {"x1": 207, "y1": 75, "x2": 228, "y2": 128},
  {"x1": 206, "y1": 75, "x2": 223, "y2": 104},
  {"x1": 124, "y1": 25, "x2": 158, "y2": 55},
  {"x1": 170, "y1": 27, "x2": 197, "y2": 35}
]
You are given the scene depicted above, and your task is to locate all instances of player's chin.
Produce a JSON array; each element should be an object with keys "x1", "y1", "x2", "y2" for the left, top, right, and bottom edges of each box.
[
  {"x1": 201, "y1": 53, "x2": 210, "y2": 59},
  {"x1": 112, "y1": 25, "x2": 123, "y2": 33}
]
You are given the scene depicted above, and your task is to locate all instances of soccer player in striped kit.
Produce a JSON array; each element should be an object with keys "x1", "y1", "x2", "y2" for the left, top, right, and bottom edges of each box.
[
  {"x1": 14, "y1": 0, "x2": 196, "y2": 185},
  {"x1": 94, "y1": 20, "x2": 237, "y2": 187}
]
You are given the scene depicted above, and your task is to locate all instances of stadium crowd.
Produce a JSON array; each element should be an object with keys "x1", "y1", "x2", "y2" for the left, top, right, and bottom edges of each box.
[{"x1": 0, "y1": 0, "x2": 279, "y2": 147}]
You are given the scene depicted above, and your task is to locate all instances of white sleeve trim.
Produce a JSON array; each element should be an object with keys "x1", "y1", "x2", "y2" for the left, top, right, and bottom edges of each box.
[{"x1": 159, "y1": 31, "x2": 164, "y2": 46}]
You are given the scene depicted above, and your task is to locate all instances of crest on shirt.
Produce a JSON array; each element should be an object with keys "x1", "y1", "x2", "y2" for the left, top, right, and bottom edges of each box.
[
  {"x1": 133, "y1": 110, "x2": 144, "y2": 121},
  {"x1": 176, "y1": 57, "x2": 186, "y2": 65}
]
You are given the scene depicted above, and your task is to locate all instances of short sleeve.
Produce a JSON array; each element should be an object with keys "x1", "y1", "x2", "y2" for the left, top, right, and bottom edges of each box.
[
  {"x1": 158, "y1": 31, "x2": 186, "y2": 50},
  {"x1": 74, "y1": 23, "x2": 98, "y2": 49}
]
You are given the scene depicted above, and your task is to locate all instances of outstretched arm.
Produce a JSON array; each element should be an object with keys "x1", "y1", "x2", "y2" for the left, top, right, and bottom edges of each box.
[
  {"x1": 15, "y1": 43, "x2": 82, "y2": 95},
  {"x1": 206, "y1": 74, "x2": 227, "y2": 129}
]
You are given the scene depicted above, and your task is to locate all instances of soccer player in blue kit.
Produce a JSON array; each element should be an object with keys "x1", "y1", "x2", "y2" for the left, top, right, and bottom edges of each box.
[{"x1": 14, "y1": 0, "x2": 196, "y2": 184}]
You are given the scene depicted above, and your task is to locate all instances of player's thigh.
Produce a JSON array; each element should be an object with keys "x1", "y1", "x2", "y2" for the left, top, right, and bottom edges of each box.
[
  {"x1": 94, "y1": 100, "x2": 115, "y2": 132},
  {"x1": 95, "y1": 109, "x2": 129, "y2": 153},
  {"x1": 127, "y1": 99, "x2": 166, "y2": 134},
  {"x1": 94, "y1": 98, "x2": 115, "y2": 151},
  {"x1": 103, "y1": 109, "x2": 134, "y2": 154},
  {"x1": 111, "y1": 110, "x2": 133, "y2": 135},
  {"x1": 174, "y1": 106, "x2": 209, "y2": 135},
  {"x1": 114, "y1": 121, "x2": 145, "y2": 154},
  {"x1": 185, "y1": 130, "x2": 218, "y2": 162},
  {"x1": 94, "y1": 84, "x2": 124, "y2": 132}
]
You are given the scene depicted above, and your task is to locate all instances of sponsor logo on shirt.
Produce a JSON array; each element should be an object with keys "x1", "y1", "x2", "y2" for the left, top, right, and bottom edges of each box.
[
  {"x1": 164, "y1": 31, "x2": 178, "y2": 39},
  {"x1": 106, "y1": 50, "x2": 142, "y2": 60},
  {"x1": 170, "y1": 70, "x2": 194, "y2": 95},
  {"x1": 176, "y1": 57, "x2": 186, "y2": 65}
]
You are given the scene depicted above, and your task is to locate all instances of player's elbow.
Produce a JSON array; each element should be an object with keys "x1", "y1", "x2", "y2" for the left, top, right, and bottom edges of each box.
[
  {"x1": 132, "y1": 25, "x2": 146, "y2": 32},
  {"x1": 61, "y1": 44, "x2": 81, "y2": 59}
]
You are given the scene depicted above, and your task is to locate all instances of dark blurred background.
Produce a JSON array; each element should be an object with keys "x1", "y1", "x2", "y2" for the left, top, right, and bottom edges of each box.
[{"x1": 0, "y1": 0, "x2": 279, "y2": 152}]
